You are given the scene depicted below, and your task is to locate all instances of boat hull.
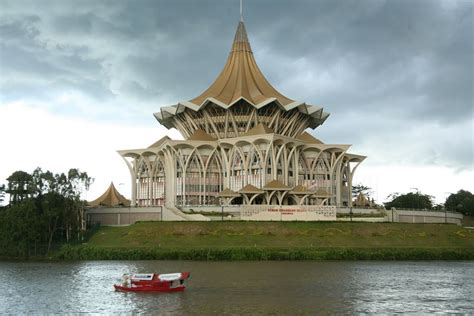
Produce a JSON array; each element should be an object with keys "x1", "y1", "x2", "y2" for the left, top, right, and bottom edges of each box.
[{"x1": 114, "y1": 284, "x2": 186, "y2": 293}]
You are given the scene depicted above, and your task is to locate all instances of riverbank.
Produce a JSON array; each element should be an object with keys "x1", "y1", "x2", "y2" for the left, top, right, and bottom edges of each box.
[{"x1": 55, "y1": 222, "x2": 474, "y2": 260}]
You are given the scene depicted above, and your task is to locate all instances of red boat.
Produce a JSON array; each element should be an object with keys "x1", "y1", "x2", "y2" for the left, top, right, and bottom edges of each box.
[{"x1": 114, "y1": 272, "x2": 191, "y2": 293}]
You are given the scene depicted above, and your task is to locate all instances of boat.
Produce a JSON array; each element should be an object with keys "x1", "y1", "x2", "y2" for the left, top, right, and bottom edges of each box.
[{"x1": 114, "y1": 272, "x2": 191, "y2": 293}]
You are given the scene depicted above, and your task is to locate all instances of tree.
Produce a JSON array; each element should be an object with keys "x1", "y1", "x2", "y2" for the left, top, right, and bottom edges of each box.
[
  {"x1": 0, "y1": 184, "x2": 5, "y2": 205},
  {"x1": 0, "y1": 167, "x2": 93, "y2": 257},
  {"x1": 6, "y1": 171, "x2": 34, "y2": 204},
  {"x1": 384, "y1": 191, "x2": 433, "y2": 210},
  {"x1": 31, "y1": 168, "x2": 93, "y2": 251},
  {"x1": 445, "y1": 190, "x2": 474, "y2": 216},
  {"x1": 0, "y1": 199, "x2": 41, "y2": 257},
  {"x1": 352, "y1": 183, "x2": 373, "y2": 198}
]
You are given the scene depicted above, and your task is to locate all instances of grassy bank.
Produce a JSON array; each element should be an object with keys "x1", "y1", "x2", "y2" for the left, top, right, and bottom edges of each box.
[{"x1": 55, "y1": 221, "x2": 474, "y2": 260}]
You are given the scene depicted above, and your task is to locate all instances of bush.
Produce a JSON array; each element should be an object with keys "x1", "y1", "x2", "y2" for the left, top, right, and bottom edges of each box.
[{"x1": 54, "y1": 245, "x2": 474, "y2": 261}]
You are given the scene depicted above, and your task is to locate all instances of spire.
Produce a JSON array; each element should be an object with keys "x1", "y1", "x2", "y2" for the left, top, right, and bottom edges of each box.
[
  {"x1": 189, "y1": 20, "x2": 294, "y2": 106},
  {"x1": 231, "y1": 20, "x2": 251, "y2": 53},
  {"x1": 240, "y1": 0, "x2": 243, "y2": 22}
]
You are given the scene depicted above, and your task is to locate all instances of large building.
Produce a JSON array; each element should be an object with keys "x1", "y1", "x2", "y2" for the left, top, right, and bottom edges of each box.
[{"x1": 118, "y1": 19, "x2": 365, "y2": 215}]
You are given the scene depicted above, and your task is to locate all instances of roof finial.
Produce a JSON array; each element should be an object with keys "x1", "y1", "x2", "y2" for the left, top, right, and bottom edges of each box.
[{"x1": 240, "y1": 0, "x2": 243, "y2": 22}]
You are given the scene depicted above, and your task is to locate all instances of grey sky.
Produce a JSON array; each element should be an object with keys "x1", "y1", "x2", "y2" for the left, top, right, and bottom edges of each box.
[{"x1": 0, "y1": 0, "x2": 473, "y2": 172}]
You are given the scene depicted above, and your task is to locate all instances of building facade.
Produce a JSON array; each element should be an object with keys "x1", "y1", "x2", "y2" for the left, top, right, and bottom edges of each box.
[{"x1": 118, "y1": 20, "x2": 365, "y2": 210}]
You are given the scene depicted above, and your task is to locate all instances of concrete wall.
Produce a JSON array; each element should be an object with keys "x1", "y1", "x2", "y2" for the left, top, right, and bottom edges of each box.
[
  {"x1": 86, "y1": 205, "x2": 211, "y2": 226},
  {"x1": 390, "y1": 209, "x2": 462, "y2": 225},
  {"x1": 338, "y1": 217, "x2": 387, "y2": 222},
  {"x1": 337, "y1": 207, "x2": 384, "y2": 215},
  {"x1": 86, "y1": 207, "x2": 162, "y2": 226},
  {"x1": 337, "y1": 208, "x2": 463, "y2": 225},
  {"x1": 87, "y1": 206, "x2": 463, "y2": 226}
]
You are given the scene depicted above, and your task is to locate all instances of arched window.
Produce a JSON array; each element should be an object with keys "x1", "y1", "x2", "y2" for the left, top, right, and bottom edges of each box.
[
  {"x1": 185, "y1": 153, "x2": 204, "y2": 205},
  {"x1": 205, "y1": 153, "x2": 222, "y2": 205},
  {"x1": 230, "y1": 150, "x2": 244, "y2": 191}
]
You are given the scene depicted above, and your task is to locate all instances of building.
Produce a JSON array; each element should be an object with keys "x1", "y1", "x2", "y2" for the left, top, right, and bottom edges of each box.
[{"x1": 118, "y1": 18, "x2": 365, "y2": 217}]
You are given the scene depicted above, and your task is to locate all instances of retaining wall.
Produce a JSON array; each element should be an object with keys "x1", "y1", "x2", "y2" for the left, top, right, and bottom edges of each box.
[
  {"x1": 87, "y1": 206, "x2": 463, "y2": 226},
  {"x1": 390, "y1": 209, "x2": 462, "y2": 225},
  {"x1": 86, "y1": 207, "x2": 163, "y2": 226}
]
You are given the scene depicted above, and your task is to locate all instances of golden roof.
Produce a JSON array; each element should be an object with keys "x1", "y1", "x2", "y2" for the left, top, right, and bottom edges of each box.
[
  {"x1": 296, "y1": 131, "x2": 324, "y2": 144},
  {"x1": 263, "y1": 180, "x2": 291, "y2": 190},
  {"x1": 313, "y1": 188, "x2": 331, "y2": 197},
  {"x1": 218, "y1": 188, "x2": 240, "y2": 197},
  {"x1": 188, "y1": 129, "x2": 217, "y2": 141},
  {"x1": 241, "y1": 123, "x2": 274, "y2": 137},
  {"x1": 239, "y1": 184, "x2": 264, "y2": 194},
  {"x1": 190, "y1": 21, "x2": 294, "y2": 107},
  {"x1": 148, "y1": 136, "x2": 170, "y2": 148},
  {"x1": 290, "y1": 185, "x2": 314, "y2": 195},
  {"x1": 88, "y1": 182, "x2": 130, "y2": 207},
  {"x1": 354, "y1": 193, "x2": 370, "y2": 207},
  {"x1": 154, "y1": 20, "x2": 331, "y2": 134}
]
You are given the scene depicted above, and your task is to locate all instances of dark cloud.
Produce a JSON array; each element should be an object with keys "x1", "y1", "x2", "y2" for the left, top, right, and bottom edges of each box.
[{"x1": 0, "y1": 0, "x2": 472, "y2": 168}]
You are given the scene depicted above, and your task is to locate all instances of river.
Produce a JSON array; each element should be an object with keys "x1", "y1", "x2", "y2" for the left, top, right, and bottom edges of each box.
[{"x1": 0, "y1": 261, "x2": 472, "y2": 314}]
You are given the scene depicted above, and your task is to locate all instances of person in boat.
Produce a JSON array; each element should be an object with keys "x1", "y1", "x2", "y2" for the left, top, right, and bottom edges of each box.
[{"x1": 122, "y1": 274, "x2": 130, "y2": 287}]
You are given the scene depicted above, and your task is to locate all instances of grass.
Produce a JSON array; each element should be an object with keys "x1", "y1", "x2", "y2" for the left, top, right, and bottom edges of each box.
[
  {"x1": 54, "y1": 221, "x2": 474, "y2": 260},
  {"x1": 86, "y1": 221, "x2": 474, "y2": 249},
  {"x1": 462, "y1": 216, "x2": 474, "y2": 227}
]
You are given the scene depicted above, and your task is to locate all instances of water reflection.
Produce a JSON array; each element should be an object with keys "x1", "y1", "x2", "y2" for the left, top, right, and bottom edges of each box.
[
  {"x1": 0, "y1": 261, "x2": 472, "y2": 314},
  {"x1": 350, "y1": 262, "x2": 474, "y2": 314}
]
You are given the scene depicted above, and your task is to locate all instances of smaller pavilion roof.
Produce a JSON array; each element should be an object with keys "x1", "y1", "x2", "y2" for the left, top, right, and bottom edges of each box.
[
  {"x1": 313, "y1": 188, "x2": 332, "y2": 197},
  {"x1": 354, "y1": 193, "x2": 370, "y2": 207},
  {"x1": 218, "y1": 188, "x2": 240, "y2": 197},
  {"x1": 241, "y1": 123, "x2": 274, "y2": 137},
  {"x1": 148, "y1": 136, "x2": 170, "y2": 148},
  {"x1": 290, "y1": 185, "x2": 314, "y2": 195},
  {"x1": 263, "y1": 180, "x2": 291, "y2": 191},
  {"x1": 88, "y1": 182, "x2": 130, "y2": 207},
  {"x1": 296, "y1": 132, "x2": 324, "y2": 144},
  {"x1": 239, "y1": 184, "x2": 264, "y2": 194},
  {"x1": 188, "y1": 129, "x2": 217, "y2": 141}
]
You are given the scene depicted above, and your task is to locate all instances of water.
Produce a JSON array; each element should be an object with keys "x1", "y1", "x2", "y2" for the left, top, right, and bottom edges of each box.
[{"x1": 0, "y1": 261, "x2": 472, "y2": 314}]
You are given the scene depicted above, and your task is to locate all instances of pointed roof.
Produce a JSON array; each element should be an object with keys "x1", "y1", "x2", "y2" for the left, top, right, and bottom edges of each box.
[
  {"x1": 313, "y1": 188, "x2": 332, "y2": 197},
  {"x1": 263, "y1": 180, "x2": 291, "y2": 190},
  {"x1": 188, "y1": 129, "x2": 217, "y2": 141},
  {"x1": 354, "y1": 193, "x2": 370, "y2": 207},
  {"x1": 148, "y1": 136, "x2": 170, "y2": 148},
  {"x1": 239, "y1": 184, "x2": 264, "y2": 194},
  {"x1": 241, "y1": 123, "x2": 274, "y2": 136},
  {"x1": 218, "y1": 188, "x2": 240, "y2": 197},
  {"x1": 189, "y1": 21, "x2": 294, "y2": 107},
  {"x1": 297, "y1": 131, "x2": 324, "y2": 144},
  {"x1": 88, "y1": 182, "x2": 131, "y2": 207},
  {"x1": 290, "y1": 185, "x2": 314, "y2": 195},
  {"x1": 154, "y1": 20, "x2": 331, "y2": 133}
]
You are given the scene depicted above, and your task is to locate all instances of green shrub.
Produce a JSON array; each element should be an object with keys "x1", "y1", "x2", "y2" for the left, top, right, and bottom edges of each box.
[{"x1": 54, "y1": 245, "x2": 474, "y2": 261}]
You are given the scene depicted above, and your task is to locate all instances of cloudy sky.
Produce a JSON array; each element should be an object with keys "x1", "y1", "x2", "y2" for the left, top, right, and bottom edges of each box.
[{"x1": 0, "y1": 0, "x2": 472, "y2": 204}]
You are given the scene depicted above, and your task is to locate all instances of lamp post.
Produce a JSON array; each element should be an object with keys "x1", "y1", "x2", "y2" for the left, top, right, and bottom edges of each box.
[
  {"x1": 220, "y1": 197, "x2": 224, "y2": 221},
  {"x1": 347, "y1": 179, "x2": 352, "y2": 222}
]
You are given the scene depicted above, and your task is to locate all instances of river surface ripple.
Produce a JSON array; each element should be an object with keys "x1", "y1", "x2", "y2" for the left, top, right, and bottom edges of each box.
[{"x1": 0, "y1": 261, "x2": 473, "y2": 314}]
